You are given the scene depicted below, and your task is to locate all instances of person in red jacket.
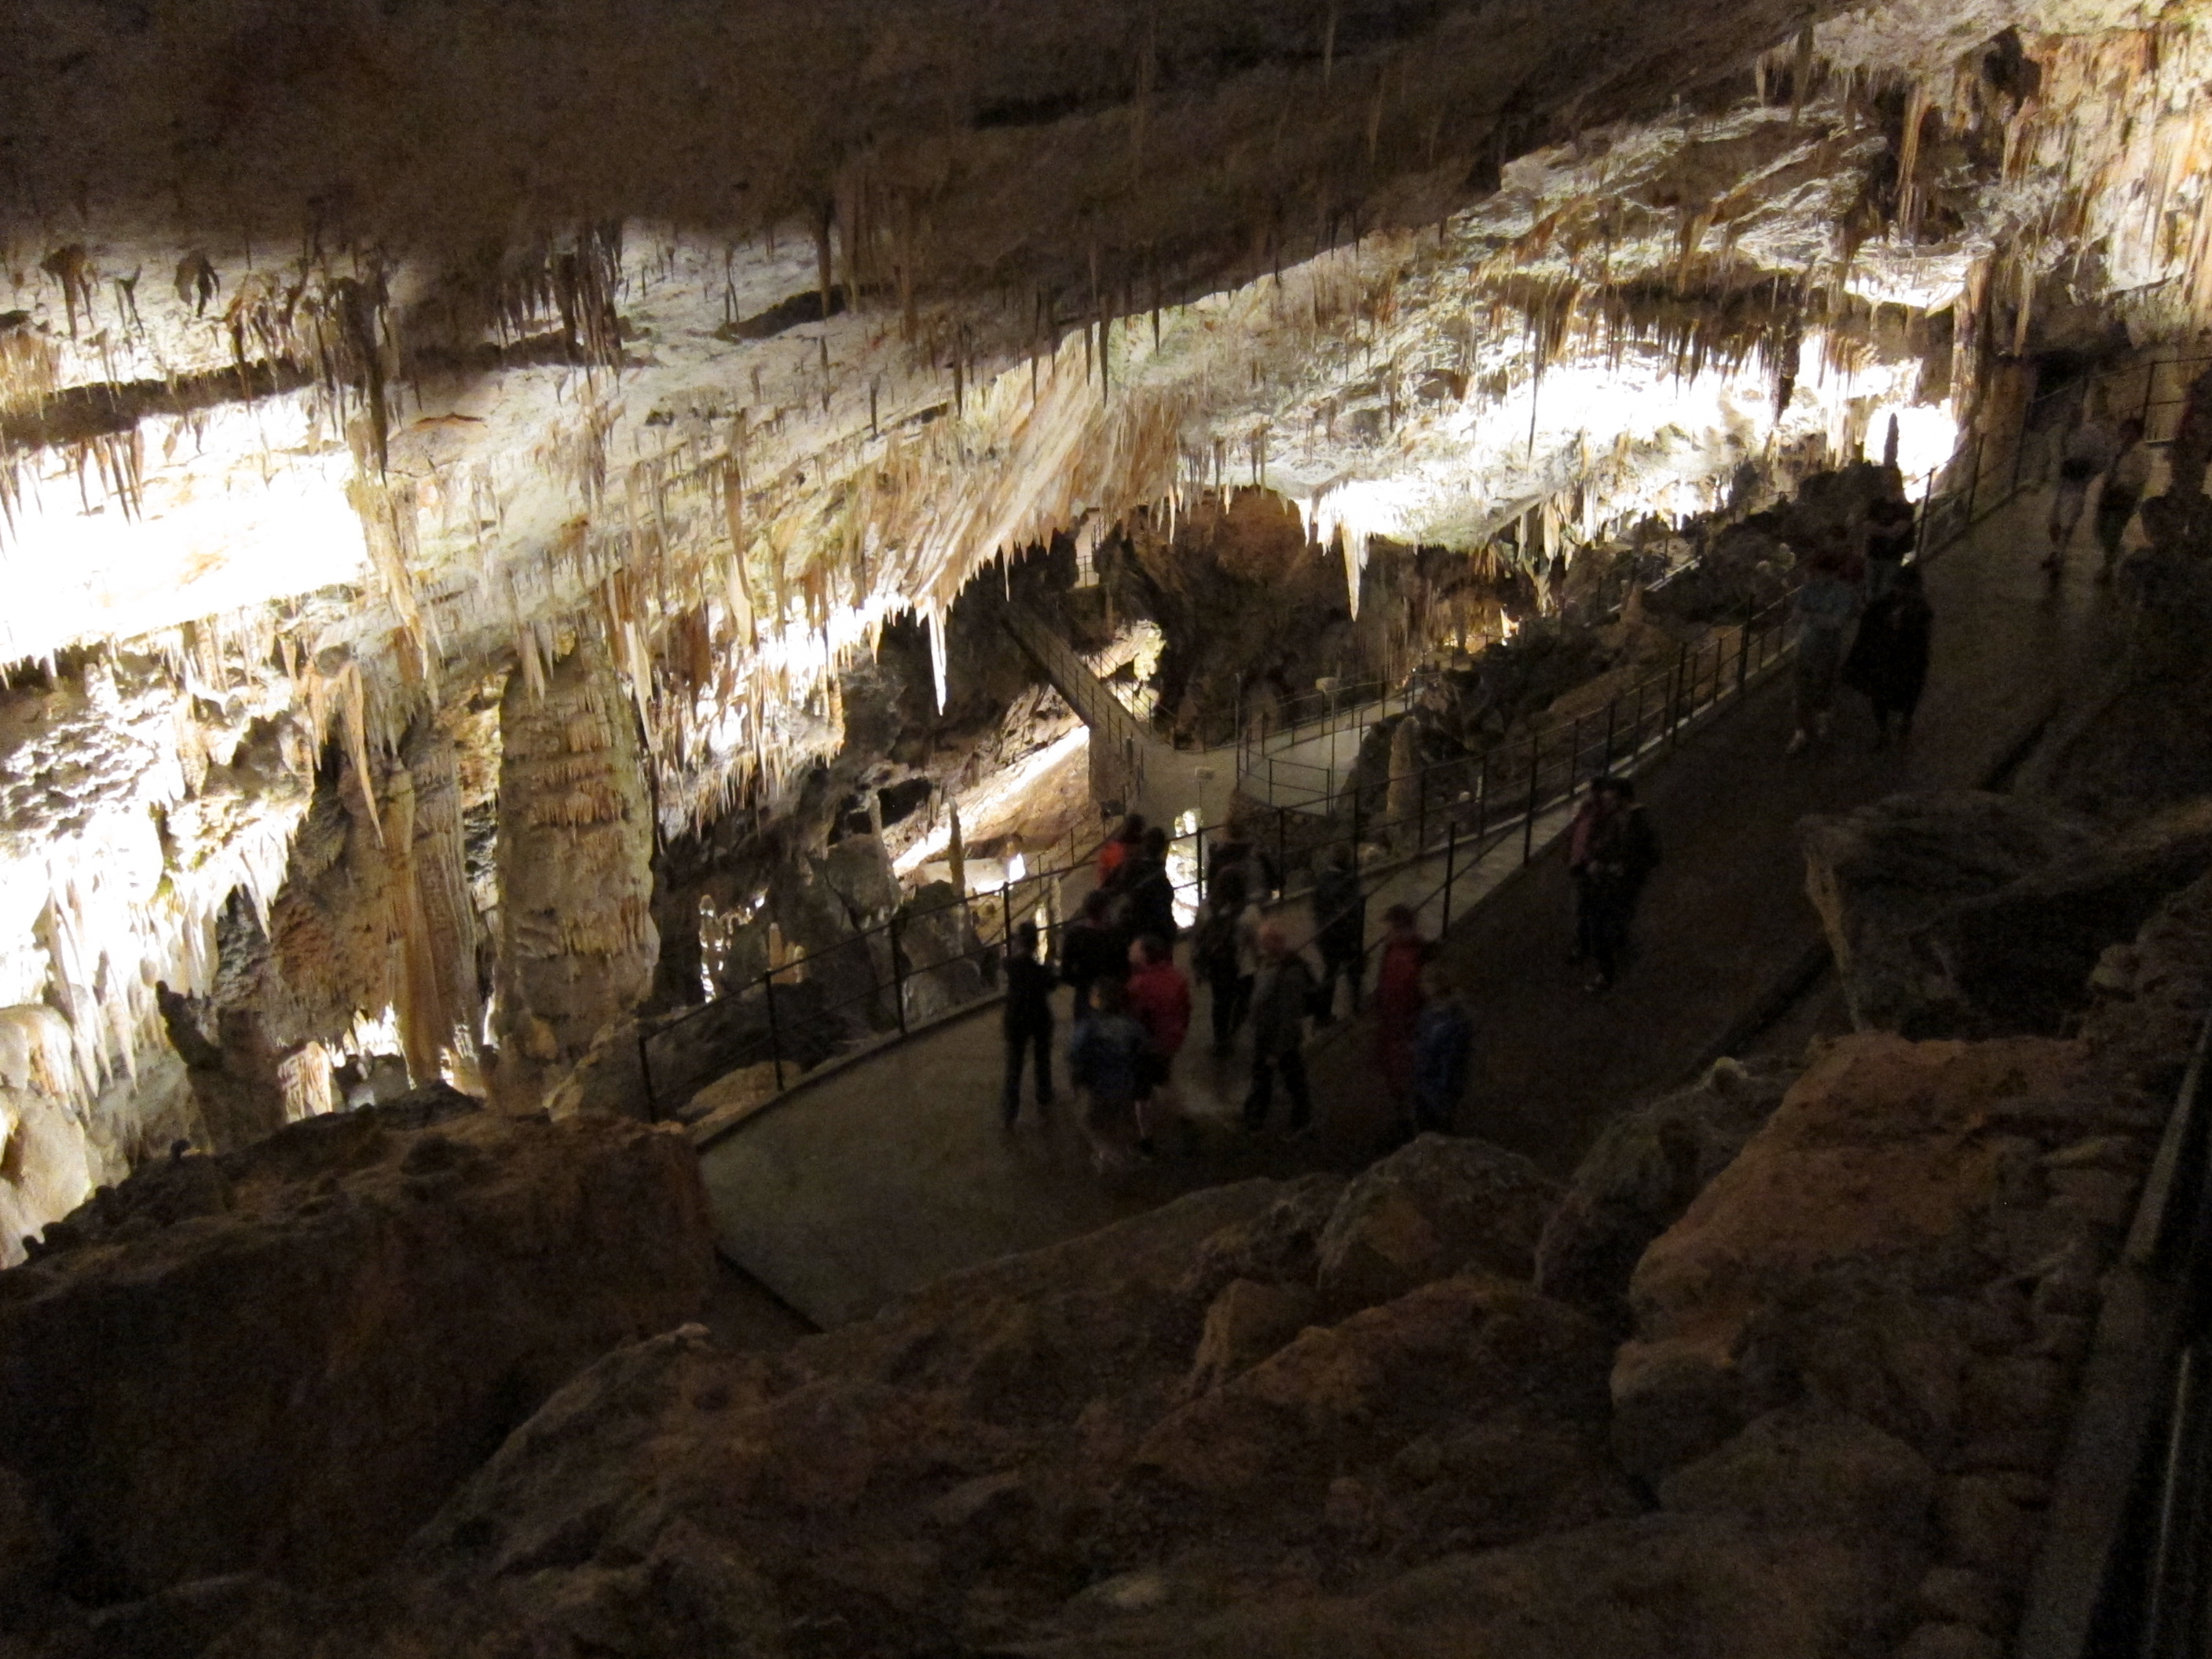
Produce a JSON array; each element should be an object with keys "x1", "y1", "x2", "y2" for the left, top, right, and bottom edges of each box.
[
  {"x1": 1125, "y1": 932, "x2": 1191, "y2": 1159},
  {"x1": 1373, "y1": 904, "x2": 1430, "y2": 1108}
]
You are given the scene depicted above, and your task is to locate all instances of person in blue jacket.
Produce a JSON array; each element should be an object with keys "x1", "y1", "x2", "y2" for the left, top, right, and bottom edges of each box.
[{"x1": 1410, "y1": 962, "x2": 1474, "y2": 1135}]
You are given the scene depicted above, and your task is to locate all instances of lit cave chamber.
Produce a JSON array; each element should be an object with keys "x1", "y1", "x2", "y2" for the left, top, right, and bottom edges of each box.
[{"x1": 1, "y1": 0, "x2": 2211, "y2": 1653}]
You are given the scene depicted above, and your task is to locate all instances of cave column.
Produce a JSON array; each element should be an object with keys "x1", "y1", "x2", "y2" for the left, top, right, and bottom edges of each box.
[
  {"x1": 491, "y1": 636, "x2": 659, "y2": 1111},
  {"x1": 386, "y1": 720, "x2": 483, "y2": 1090}
]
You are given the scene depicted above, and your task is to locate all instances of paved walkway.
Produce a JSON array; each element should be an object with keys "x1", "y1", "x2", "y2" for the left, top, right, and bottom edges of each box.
[{"x1": 700, "y1": 486, "x2": 2123, "y2": 1327}]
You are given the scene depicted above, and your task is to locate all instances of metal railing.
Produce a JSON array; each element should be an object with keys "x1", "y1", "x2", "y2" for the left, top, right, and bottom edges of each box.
[
  {"x1": 1236, "y1": 584, "x2": 1798, "y2": 866},
  {"x1": 2014, "y1": 1009, "x2": 2212, "y2": 1659},
  {"x1": 1236, "y1": 349, "x2": 2212, "y2": 814},
  {"x1": 639, "y1": 825, "x2": 1111, "y2": 1124},
  {"x1": 641, "y1": 583, "x2": 1799, "y2": 1122},
  {"x1": 1914, "y1": 350, "x2": 2210, "y2": 561}
]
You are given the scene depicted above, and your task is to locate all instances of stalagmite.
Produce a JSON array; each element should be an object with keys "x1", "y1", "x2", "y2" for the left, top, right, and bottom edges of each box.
[
  {"x1": 491, "y1": 635, "x2": 657, "y2": 1111},
  {"x1": 388, "y1": 722, "x2": 482, "y2": 1086}
]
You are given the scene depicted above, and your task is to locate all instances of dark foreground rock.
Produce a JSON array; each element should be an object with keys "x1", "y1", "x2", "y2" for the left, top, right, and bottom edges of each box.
[
  {"x1": 0, "y1": 1087, "x2": 713, "y2": 1603},
  {"x1": 1536, "y1": 1055, "x2": 1799, "y2": 1330},
  {"x1": 13, "y1": 870, "x2": 2212, "y2": 1659},
  {"x1": 1800, "y1": 792, "x2": 2098, "y2": 1035},
  {"x1": 1803, "y1": 791, "x2": 2212, "y2": 1037},
  {"x1": 1313, "y1": 1132, "x2": 1560, "y2": 1312},
  {"x1": 1608, "y1": 865, "x2": 2212, "y2": 1651}
]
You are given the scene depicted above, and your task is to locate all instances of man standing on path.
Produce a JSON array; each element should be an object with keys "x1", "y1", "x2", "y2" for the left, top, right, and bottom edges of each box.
[
  {"x1": 1373, "y1": 904, "x2": 1430, "y2": 1105},
  {"x1": 1574, "y1": 778, "x2": 1660, "y2": 991},
  {"x1": 1310, "y1": 844, "x2": 1366, "y2": 1023},
  {"x1": 1067, "y1": 978, "x2": 1150, "y2": 1174},
  {"x1": 1842, "y1": 565, "x2": 1934, "y2": 748},
  {"x1": 1097, "y1": 815, "x2": 1144, "y2": 888},
  {"x1": 999, "y1": 921, "x2": 1057, "y2": 1126},
  {"x1": 1243, "y1": 925, "x2": 1317, "y2": 1137},
  {"x1": 1121, "y1": 826, "x2": 1180, "y2": 951},
  {"x1": 1566, "y1": 786, "x2": 1617, "y2": 970},
  {"x1": 1411, "y1": 961, "x2": 1474, "y2": 1137},
  {"x1": 1125, "y1": 934, "x2": 1191, "y2": 1159},
  {"x1": 1859, "y1": 485, "x2": 1918, "y2": 600},
  {"x1": 1194, "y1": 870, "x2": 1258, "y2": 1055}
]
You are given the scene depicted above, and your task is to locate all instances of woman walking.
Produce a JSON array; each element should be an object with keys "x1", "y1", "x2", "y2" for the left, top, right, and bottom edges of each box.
[{"x1": 1788, "y1": 549, "x2": 1862, "y2": 754}]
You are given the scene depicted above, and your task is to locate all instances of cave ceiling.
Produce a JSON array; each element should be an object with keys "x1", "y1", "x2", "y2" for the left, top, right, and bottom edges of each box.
[{"x1": 0, "y1": 0, "x2": 2174, "y2": 680}]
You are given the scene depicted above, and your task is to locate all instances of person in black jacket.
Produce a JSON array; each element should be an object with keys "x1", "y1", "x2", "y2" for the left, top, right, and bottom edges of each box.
[
  {"x1": 1001, "y1": 921, "x2": 1057, "y2": 1125},
  {"x1": 1120, "y1": 826, "x2": 1179, "y2": 950},
  {"x1": 1060, "y1": 889, "x2": 1126, "y2": 1018},
  {"x1": 1572, "y1": 777, "x2": 1660, "y2": 992},
  {"x1": 1842, "y1": 564, "x2": 1933, "y2": 748},
  {"x1": 1309, "y1": 844, "x2": 1365, "y2": 1022}
]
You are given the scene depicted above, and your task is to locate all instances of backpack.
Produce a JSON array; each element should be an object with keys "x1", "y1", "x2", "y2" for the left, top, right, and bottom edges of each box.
[{"x1": 1194, "y1": 906, "x2": 1242, "y2": 977}]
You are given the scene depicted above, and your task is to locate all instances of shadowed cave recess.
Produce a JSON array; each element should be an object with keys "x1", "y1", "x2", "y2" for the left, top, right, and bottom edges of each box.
[{"x1": 4, "y1": 0, "x2": 2212, "y2": 1652}]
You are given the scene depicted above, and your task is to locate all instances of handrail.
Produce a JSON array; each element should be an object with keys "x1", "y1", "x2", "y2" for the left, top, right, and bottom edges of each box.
[
  {"x1": 2015, "y1": 1008, "x2": 2212, "y2": 1659},
  {"x1": 1001, "y1": 602, "x2": 1149, "y2": 748},
  {"x1": 643, "y1": 576, "x2": 1799, "y2": 1120},
  {"x1": 1232, "y1": 348, "x2": 2212, "y2": 809}
]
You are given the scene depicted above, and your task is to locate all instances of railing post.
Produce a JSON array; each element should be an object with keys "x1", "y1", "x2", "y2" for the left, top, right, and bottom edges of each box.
[
  {"x1": 1475, "y1": 751, "x2": 1489, "y2": 841},
  {"x1": 1276, "y1": 806, "x2": 1287, "y2": 895},
  {"x1": 1602, "y1": 698, "x2": 1618, "y2": 774},
  {"x1": 1195, "y1": 825, "x2": 1207, "y2": 908},
  {"x1": 1568, "y1": 712, "x2": 1584, "y2": 793},
  {"x1": 764, "y1": 964, "x2": 787, "y2": 1092},
  {"x1": 1522, "y1": 729, "x2": 1540, "y2": 864},
  {"x1": 889, "y1": 915, "x2": 908, "y2": 1035},
  {"x1": 1670, "y1": 643, "x2": 1688, "y2": 749},
  {"x1": 1002, "y1": 878, "x2": 1014, "y2": 949},
  {"x1": 1736, "y1": 599, "x2": 1752, "y2": 697},
  {"x1": 1417, "y1": 766, "x2": 1428, "y2": 849},
  {"x1": 1441, "y1": 819, "x2": 1459, "y2": 935},
  {"x1": 636, "y1": 1027, "x2": 657, "y2": 1123}
]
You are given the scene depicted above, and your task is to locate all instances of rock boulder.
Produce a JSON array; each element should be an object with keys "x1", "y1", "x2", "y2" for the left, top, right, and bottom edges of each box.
[
  {"x1": 1800, "y1": 792, "x2": 2097, "y2": 1035},
  {"x1": 1314, "y1": 1133, "x2": 1559, "y2": 1313},
  {"x1": 1536, "y1": 1056, "x2": 1797, "y2": 1330},
  {"x1": 1802, "y1": 792, "x2": 2212, "y2": 1038},
  {"x1": 1126, "y1": 1276, "x2": 1635, "y2": 1555},
  {"x1": 1925, "y1": 797, "x2": 2212, "y2": 1035},
  {"x1": 1612, "y1": 1034, "x2": 2082, "y2": 1482},
  {"x1": 0, "y1": 1086, "x2": 714, "y2": 1598}
]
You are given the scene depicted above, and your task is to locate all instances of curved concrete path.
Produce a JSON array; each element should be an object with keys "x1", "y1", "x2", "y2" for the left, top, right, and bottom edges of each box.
[{"x1": 701, "y1": 485, "x2": 2124, "y2": 1328}]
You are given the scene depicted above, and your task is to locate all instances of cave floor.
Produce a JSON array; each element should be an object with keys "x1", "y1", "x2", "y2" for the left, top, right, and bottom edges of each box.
[{"x1": 700, "y1": 486, "x2": 2124, "y2": 1328}]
